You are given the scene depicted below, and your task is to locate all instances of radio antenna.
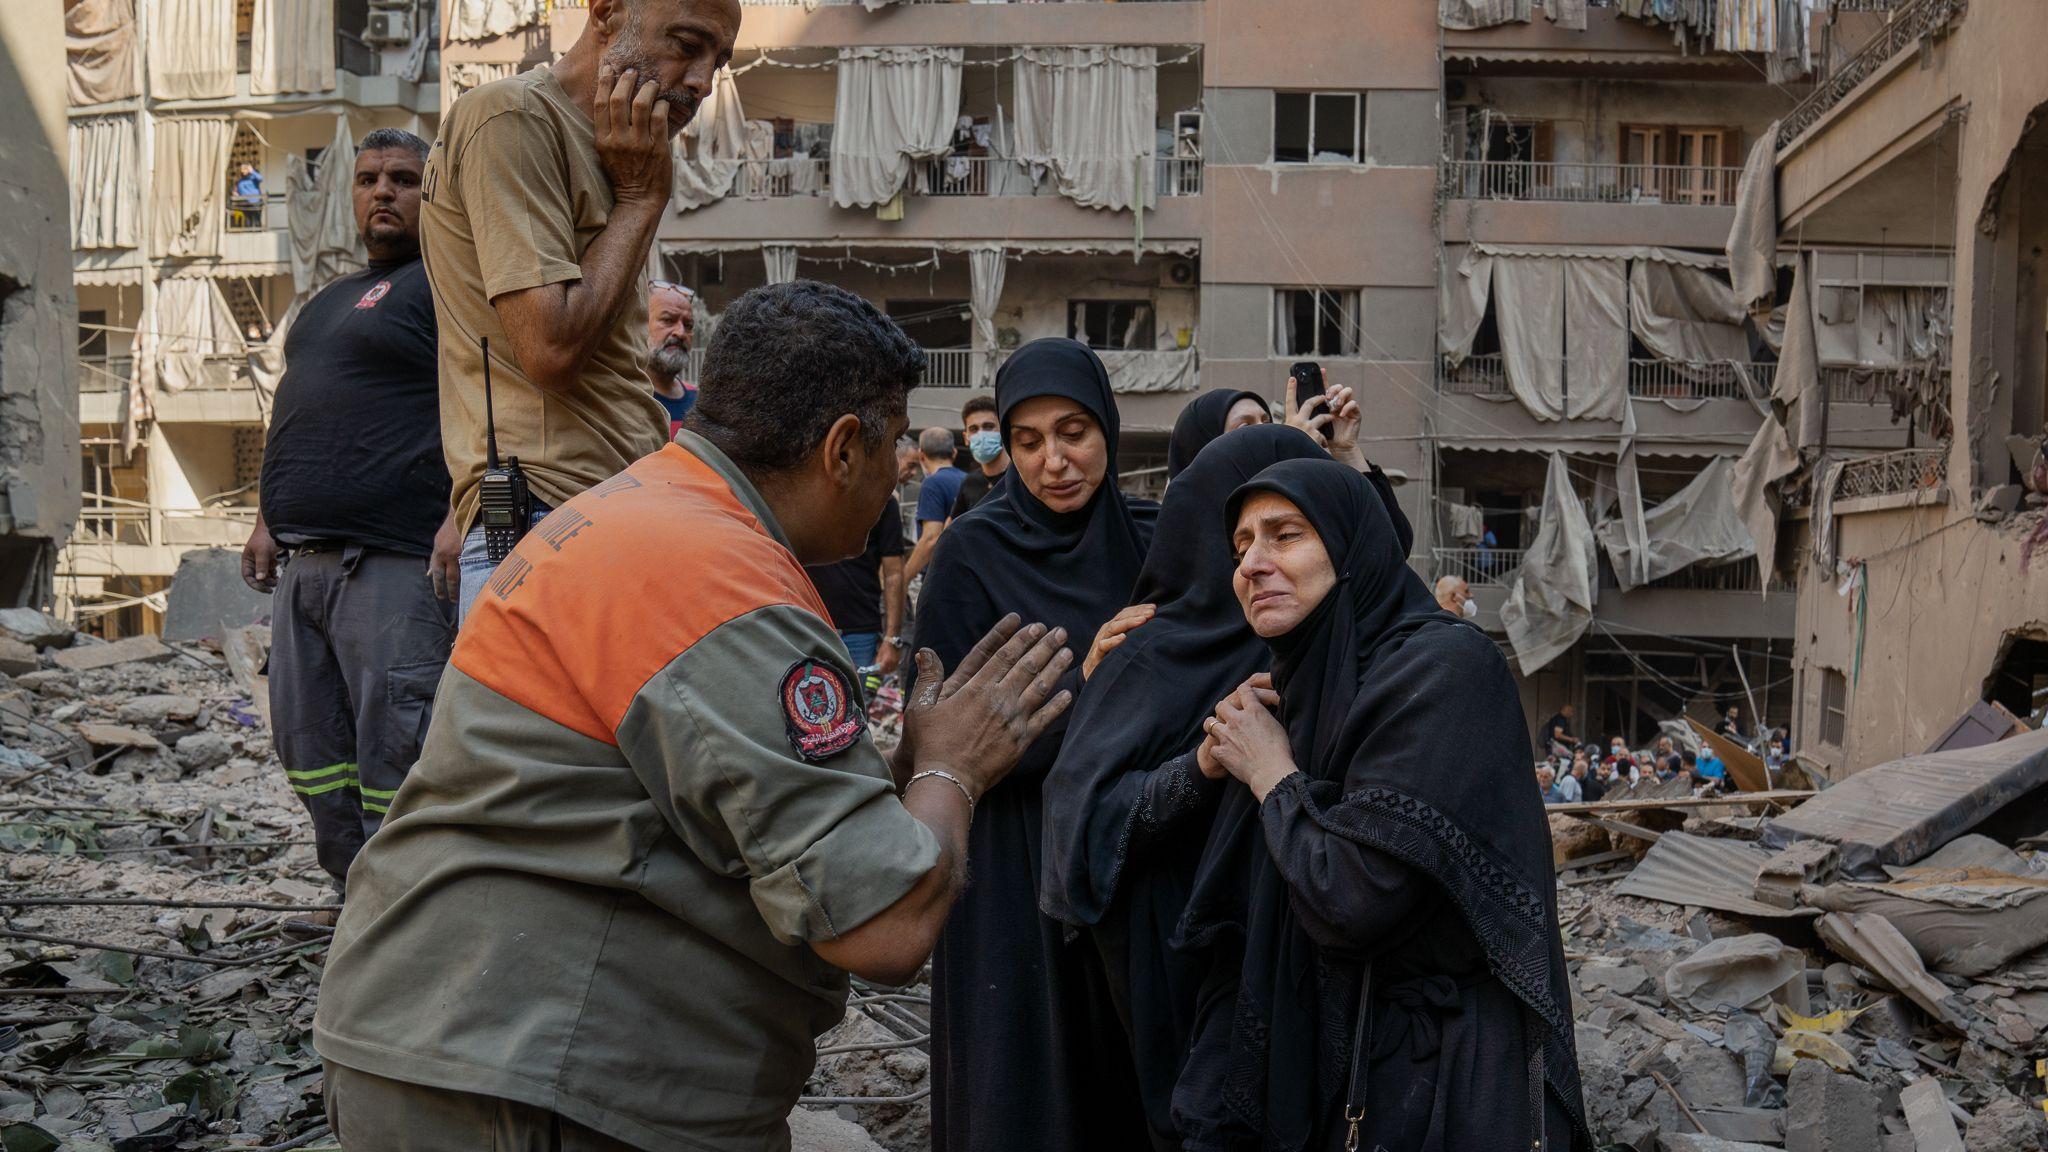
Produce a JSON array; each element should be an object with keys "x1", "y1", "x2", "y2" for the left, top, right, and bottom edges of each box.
[{"x1": 482, "y1": 335, "x2": 501, "y2": 470}]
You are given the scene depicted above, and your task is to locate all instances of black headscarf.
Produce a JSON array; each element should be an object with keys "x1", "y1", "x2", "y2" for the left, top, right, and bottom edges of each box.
[
  {"x1": 1178, "y1": 458, "x2": 1589, "y2": 1150},
  {"x1": 1166, "y1": 389, "x2": 1268, "y2": 479},
  {"x1": 913, "y1": 338, "x2": 1157, "y2": 774},
  {"x1": 1041, "y1": 424, "x2": 1330, "y2": 928}
]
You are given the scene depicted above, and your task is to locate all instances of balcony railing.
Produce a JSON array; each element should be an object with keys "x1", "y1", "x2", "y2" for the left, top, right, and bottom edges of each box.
[
  {"x1": 226, "y1": 191, "x2": 288, "y2": 233},
  {"x1": 732, "y1": 157, "x2": 830, "y2": 199},
  {"x1": 921, "y1": 348, "x2": 1006, "y2": 389},
  {"x1": 1777, "y1": 0, "x2": 1967, "y2": 147},
  {"x1": 1443, "y1": 160, "x2": 1742, "y2": 206},
  {"x1": 1441, "y1": 355, "x2": 1909, "y2": 405},
  {"x1": 1433, "y1": 547, "x2": 1525, "y2": 588},
  {"x1": 1635, "y1": 558, "x2": 1788, "y2": 593},
  {"x1": 722, "y1": 155, "x2": 1200, "y2": 200},
  {"x1": 73, "y1": 498, "x2": 259, "y2": 549},
  {"x1": 1834, "y1": 447, "x2": 1947, "y2": 501},
  {"x1": 78, "y1": 354, "x2": 254, "y2": 395}
]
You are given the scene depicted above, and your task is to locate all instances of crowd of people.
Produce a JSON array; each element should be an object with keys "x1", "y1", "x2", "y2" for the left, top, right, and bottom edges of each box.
[
  {"x1": 1528, "y1": 701, "x2": 1794, "y2": 806},
  {"x1": 234, "y1": 1, "x2": 1592, "y2": 1149}
]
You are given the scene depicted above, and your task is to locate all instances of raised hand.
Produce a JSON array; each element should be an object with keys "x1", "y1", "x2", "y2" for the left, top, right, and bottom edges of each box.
[
  {"x1": 1084, "y1": 603, "x2": 1156, "y2": 680},
  {"x1": 594, "y1": 65, "x2": 674, "y2": 207}
]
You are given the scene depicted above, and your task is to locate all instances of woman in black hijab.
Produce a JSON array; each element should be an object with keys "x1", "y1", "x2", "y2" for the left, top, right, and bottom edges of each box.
[
  {"x1": 1041, "y1": 425, "x2": 1332, "y2": 1150},
  {"x1": 1174, "y1": 458, "x2": 1589, "y2": 1152},
  {"x1": 915, "y1": 337, "x2": 1157, "y2": 1152},
  {"x1": 1166, "y1": 389, "x2": 1271, "y2": 479}
]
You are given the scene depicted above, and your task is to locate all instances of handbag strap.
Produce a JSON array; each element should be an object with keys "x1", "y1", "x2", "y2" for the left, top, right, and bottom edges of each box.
[{"x1": 1342, "y1": 961, "x2": 1373, "y2": 1152}]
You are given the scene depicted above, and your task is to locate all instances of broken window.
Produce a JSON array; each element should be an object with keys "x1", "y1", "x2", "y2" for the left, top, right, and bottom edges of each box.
[
  {"x1": 1274, "y1": 288, "x2": 1360, "y2": 357},
  {"x1": 1820, "y1": 668, "x2": 1849, "y2": 747},
  {"x1": 1274, "y1": 92, "x2": 1362, "y2": 164},
  {"x1": 1067, "y1": 300, "x2": 1155, "y2": 351},
  {"x1": 885, "y1": 300, "x2": 971, "y2": 350},
  {"x1": 1987, "y1": 635, "x2": 2048, "y2": 729}
]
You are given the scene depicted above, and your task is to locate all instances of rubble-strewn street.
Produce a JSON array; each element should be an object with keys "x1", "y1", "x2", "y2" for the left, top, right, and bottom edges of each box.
[{"x1": 0, "y1": 610, "x2": 923, "y2": 1152}]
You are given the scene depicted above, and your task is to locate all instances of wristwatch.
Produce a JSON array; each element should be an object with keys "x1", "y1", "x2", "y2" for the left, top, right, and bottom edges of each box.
[{"x1": 884, "y1": 636, "x2": 908, "y2": 650}]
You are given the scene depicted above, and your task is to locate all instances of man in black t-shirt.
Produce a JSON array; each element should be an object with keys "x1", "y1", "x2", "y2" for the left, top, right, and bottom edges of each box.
[
  {"x1": 804, "y1": 495, "x2": 907, "y2": 683},
  {"x1": 241, "y1": 129, "x2": 454, "y2": 901},
  {"x1": 950, "y1": 393, "x2": 1007, "y2": 518}
]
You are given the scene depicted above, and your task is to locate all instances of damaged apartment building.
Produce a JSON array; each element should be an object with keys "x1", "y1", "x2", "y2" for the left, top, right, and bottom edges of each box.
[
  {"x1": 64, "y1": 0, "x2": 2017, "y2": 772},
  {"x1": 57, "y1": 0, "x2": 438, "y2": 635}
]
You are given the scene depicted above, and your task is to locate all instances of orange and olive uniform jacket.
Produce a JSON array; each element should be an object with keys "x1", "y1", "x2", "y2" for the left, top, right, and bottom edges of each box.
[{"x1": 312, "y1": 431, "x2": 939, "y2": 1152}]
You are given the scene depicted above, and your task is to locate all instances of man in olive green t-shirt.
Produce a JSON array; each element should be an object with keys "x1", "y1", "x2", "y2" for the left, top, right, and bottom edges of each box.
[{"x1": 422, "y1": 0, "x2": 742, "y2": 621}]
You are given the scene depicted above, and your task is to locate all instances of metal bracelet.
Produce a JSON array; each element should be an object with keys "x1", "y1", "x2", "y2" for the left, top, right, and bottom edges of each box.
[{"x1": 906, "y1": 769, "x2": 975, "y2": 817}]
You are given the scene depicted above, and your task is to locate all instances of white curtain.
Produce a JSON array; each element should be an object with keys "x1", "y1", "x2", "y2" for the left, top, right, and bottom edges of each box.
[
  {"x1": 1564, "y1": 259, "x2": 1628, "y2": 422},
  {"x1": 246, "y1": 296, "x2": 301, "y2": 406},
  {"x1": 1493, "y1": 258, "x2": 1565, "y2": 420},
  {"x1": 1437, "y1": 250, "x2": 1494, "y2": 364},
  {"x1": 1101, "y1": 348, "x2": 1198, "y2": 394},
  {"x1": 1010, "y1": 47, "x2": 1158, "y2": 213},
  {"x1": 1501, "y1": 452, "x2": 1596, "y2": 674},
  {"x1": 1447, "y1": 503, "x2": 1487, "y2": 544},
  {"x1": 446, "y1": 0, "x2": 543, "y2": 42},
  {"x1": 763, "y1": 246, "x2": 798, "y2": 285},
  {"x1": 969, "y1": 247, "x2": 1006, "y2": 388},
  {"x1": 66, "y1": 0, "x2": 141, "y2": 105},
  {"x1": 1597, "y1": 456, "x2": 1756, "y2": 592},
  {"x1": 1439, "y1": 0, "x2": 1532, "y2": 28},
  {"x1": 671, "y1": 69, "x2": 749, "y2": 212},
  {"x1": 148, "y1": 0, "x2": 236, "y2": 101},
  {"x1": 251, "y1": 0, "x2": 336, "y2": 95},
  {"x1": 70, "y1": 117, "x2": 140, "y2": 250},
  {"x1": 1732, "y1": 413, "x2": 1800, "y2": 587},
  {"x1": 154, "y1": 276, "x2": 246, "y2": 395},
  {"x1": 148, "y1": 117, "x2": 234, "y2": 259},
  {"x1": 1629, "y1": 259, "x2": 1750, "y2": 365},
  {"x1": 1776, "y1": 254, "x2": 1825, "y2": 452},
  {"x1": 289, "y1": 119, "x2": 364, "y2": 296},
  {"x1": 1543, "y1": 0, "x2": 1588, "y2": 30},
  {"x1": 1727, "y1": 126, "x2": 1779, "y2": 313},
  {"x1": 830, "y1": 47, "x2": 964, "y2": 209}
]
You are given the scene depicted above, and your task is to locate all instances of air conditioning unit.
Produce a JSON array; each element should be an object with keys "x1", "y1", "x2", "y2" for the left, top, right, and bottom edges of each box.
[
  {"x1": 1160, "y1": 259, "x2": 1197, "y2": 289},
  {"x1": 365, "y1": 9, "x2": 413, "y2": 45}
]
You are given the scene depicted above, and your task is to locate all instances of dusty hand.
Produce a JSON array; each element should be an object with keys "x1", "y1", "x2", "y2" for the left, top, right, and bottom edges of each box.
[
  {"x1": 1202, "y1": 674, "x2": 1294, "y2": 799},
  {"x1": 594, "y1": 65, "x2": 674, "y2": 207},
  {"x1": 241, "y1": 523, "x2": 278, "y2": 594},
  {"x1": 900, "y1": 615, "x2": 1075, "y2": 801},
  {"x1": 428, "y1": 511, "x2": 463, "y2": 603},
  {"x1": 1084, "y1": 603, "x2": 1155, "y2": 680}
]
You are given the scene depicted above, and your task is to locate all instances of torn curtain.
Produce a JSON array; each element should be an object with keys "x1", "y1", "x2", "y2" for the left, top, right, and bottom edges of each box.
[
  {"x1": 969, "y1": 247, "x2": 1006, "y2": 389},
  {"x1": 70, "y1": 117, "x2": 140, "y2": 251},
  {"x1": 670, "y1": 69, "x2": 749, "y2": 212},
  {"x1": 446, "y1": 0, "x2": 543, "y2": 42},
  {"x1": 1629, "y1": 259, "x2": 1750, "y2": 367},
  {"x1": 288, "y1": 119, "x2": 364, "y2": 297},
  {"x1": 1010, "y1": 47, "x2": 1159, "y2": 213},
  {"x1": 1501, "y1": 452, "x2": 1597, "y2": 674},
  {"x1": 251, "y1": 0, "x2": 336, "y2": 96},
  {"x1": 153, "y1": 276, "x2": 246, "y2": 397},
  {"x1": 1727, "y1": 125, "x2": 1779, "y2": 313},
  {"x1": 763, "y1": 246, "x2": 798, "y2": 285},
  {"x1": 147, "y1": 0, "x2": 236, "y2": 101},
  {"x1": 1731, "y1": 416, "x2": 1800, "y2": 588},
  {"x1": 66, "y1": 0, "x2": 141, "y2": 105},
  {"x1": 148, "y1": 117, "x2": 235, "y2": 259},
  {"x1": 1596, "y1": 456, "x2": 1756, "y2": 591},
  {"x1": 830, "y1": 47, "x2": 964, "y2": 209},
  {"x1": 1439, "y1": 0, "x2": 1533, "y2": 29},
  {"x1": 1493, "y1": 257, "x2": 1628, "y2": 422}
]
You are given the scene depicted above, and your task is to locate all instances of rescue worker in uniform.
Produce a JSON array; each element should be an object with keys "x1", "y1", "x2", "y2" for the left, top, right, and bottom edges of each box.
[{"x1": 313, "y1": 282, "x2": 1077, "y2": 1151}]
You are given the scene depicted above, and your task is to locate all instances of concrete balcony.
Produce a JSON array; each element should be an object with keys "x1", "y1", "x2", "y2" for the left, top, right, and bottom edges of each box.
[
  {"x1": 1436, "y1": 548, "x2": 1798, "y2": 640},
  {"x1": 62, "y1": 505, "x2": 258, "y2": 581},
  {"x1": 1440, "y1": 160, "x2": 1743, "y2": 249},
  {"x1": 78, "y1": 357, "x2": 266, "y2": 427}
]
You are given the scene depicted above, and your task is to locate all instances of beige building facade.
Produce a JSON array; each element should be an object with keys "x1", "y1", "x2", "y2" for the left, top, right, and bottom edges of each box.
[{"x1": 0, "y1": 0, "x2": 83, "y2": 609}]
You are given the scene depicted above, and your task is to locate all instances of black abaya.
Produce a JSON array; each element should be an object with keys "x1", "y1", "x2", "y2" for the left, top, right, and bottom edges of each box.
[
  {"x1": 914, "y1": 338, "x2": 1157, "y2": 1152},
  {"x1": 1039, "y1": 425, "x2": 1331, "y2": 1148},
  {"x1": 1166, "y1": 389, "x2": 1268, "y2": 479},
  {"x1": 1172, "y1": 459, "x2": 1590, "y2": 1152}
]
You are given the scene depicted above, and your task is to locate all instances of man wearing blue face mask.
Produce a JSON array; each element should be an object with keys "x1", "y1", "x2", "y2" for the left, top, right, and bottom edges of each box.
[{"x1": 950, "y1": 394, "x2": 1008, "y2": 518}]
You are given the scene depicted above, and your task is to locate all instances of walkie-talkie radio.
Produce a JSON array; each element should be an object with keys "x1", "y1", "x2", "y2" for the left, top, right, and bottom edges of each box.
[{"x1": 477, "y1": 335, "x2": 533, "y2": 564}]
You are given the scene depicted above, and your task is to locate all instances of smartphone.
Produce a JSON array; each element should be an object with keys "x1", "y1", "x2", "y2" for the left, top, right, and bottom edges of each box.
[{"x1": 1290, "y1": 361, "x2": 1325, "y2": 410}]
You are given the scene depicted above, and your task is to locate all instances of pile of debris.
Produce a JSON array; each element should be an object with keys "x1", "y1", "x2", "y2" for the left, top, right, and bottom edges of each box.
[
  {"x1": 1554, "y1": 718, "x2": 2048, "y2": 1152},
  {"x1": 0, "y1": 595, "x2": 918, "y2": 1152}
]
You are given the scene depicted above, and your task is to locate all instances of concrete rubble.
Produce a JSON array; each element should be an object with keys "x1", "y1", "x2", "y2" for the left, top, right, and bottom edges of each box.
[
  {"x1": 0, "y1": 609, "x2": 927, "y2": 1152},
  {"x1": 1558, "y1": 724, "x2": 2048, "y2": 1152}
]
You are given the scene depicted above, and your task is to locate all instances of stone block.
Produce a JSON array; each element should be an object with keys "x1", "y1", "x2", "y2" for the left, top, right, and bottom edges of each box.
[
  {"x1": 0, "y1": 636, "x2": 38, "y2": 676},
  {"x1": 50, "y1": 634, "x2": 174, "y2": 672},
  {"x1": 0, "y1": 607, "x2": 71, "y2": 648},
  {"x1": 162, "y1": 547, "x2": 271, "y2": 644},
  {"x1": 1784, "y1": 1059, "x2": 1880, "y2": 1152}
]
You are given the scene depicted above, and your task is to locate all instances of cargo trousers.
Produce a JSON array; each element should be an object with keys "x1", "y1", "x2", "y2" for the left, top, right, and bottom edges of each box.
[
  {"x1": 324, "y1": 1063, "x2": 638, "y2": 1152},
  {"x1": 269, "y1": 543, "x2": 455, "y2": 888}
]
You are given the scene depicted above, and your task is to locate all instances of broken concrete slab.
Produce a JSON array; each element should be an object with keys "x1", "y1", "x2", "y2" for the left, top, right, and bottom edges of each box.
[
  {"x1": 73, "y1": 722, "x2": 161, "y2": 750},
  {"x1": 1815, "y1": 912, "x2": 1977, "y2": 1037},
  {"x1": 1810, "y1": 869, "x2": 2048, "y2": 978},
  {"x1": 162, "y1": 547, "x2": 271, "y2": 644},
  {"x1": 787, "y1": 1106, "x2": 889, "y2": 1152},
  {"x1": 1964, "y1": 1091, "x2": 2048, "y2": 1152},
  {"x1": 1665, "y1": 934, "x2": 1805, "y2": 1014},
  {"x1": 116, "y1": 694, "x2": 201, "y2": 725},
  {"x1": 1889, "y1": 833, "x2": 2038, "y2": 878},
  {"x1": 0, "y1": 607, "x2": 72, "y2": 649},
  {"x1": 1661, "y1": 1135, "x2": 1780, "y2": 1152},
  {"x1": 1784, "y1": 1059, "x2": 1880, "y2": 1152},
  {"x1": 1617, "y1": 830, "x2": 1823, "y2": 919},
  {"x1": 49, "y1": 634, "x2": 175, "y2": 673},
  {"x1": 1765, "y1": 728, "x2": 2048, "y2": 878},
  {"x1": 0, "y1": 636, "x2": 38, "y2": 676}
]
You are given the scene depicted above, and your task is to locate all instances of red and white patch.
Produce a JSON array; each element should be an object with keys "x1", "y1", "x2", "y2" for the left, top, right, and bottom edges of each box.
[
  {"x1": 354, "y1": 281, "x2": 392, "y2": 310},
  {"x1": 781, "y1": 659, "x2": 862, "y2": 762}
]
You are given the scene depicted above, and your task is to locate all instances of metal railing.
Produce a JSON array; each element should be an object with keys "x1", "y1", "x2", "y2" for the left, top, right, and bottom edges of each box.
[
  {"x1": 1433, "y1": 547, "x2": 1525, "y2": 588},
  {"x1": 73, "y1": 499, "x2": 258, "y2": 549},
  {"x1": 336, "y1": 29, "x2": 379, "y2": 76},
  {"x1": 1443, "y1": 160, "x2": 1743, "y2": 206},
  {"x1": 1834, "y1": 447, "x2": 1947, "y2": 500},
  {"x1": 920, "y1": 348, "x2": 1008, "y2": 389},
  {"x1": 1627, "y1": 359, "x2": 1772, "y2": 401},
  {"x1": 1158, "y1": 155, "x2": 1203, "y2": 197},
  {"x1": 731, "y1": 157, "x2": 831, "y2": 199},
  {"x1": 1441, "y1": 355, "x2": 1908, "y2": 405},
  {"x1": 1777, "y1": 0, "x2": 1967, "y2": 147},
  {"x1": 78, "y1": 354, "x2": 254, "y2": 394},
  {"x1": 1638, "y1": 558, "x2": 1789, "y2": 593},
  {"x1": 226, "y1": 191, "x2": 288, "y2": 232},
  {"x1": 916, "y1": 155, "x2": 997, "y2": 197}
]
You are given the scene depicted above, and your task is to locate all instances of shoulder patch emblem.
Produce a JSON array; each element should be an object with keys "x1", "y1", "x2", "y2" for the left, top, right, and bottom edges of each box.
[{"x1": 780, "y1": 659, "x2": 863, "y2": 762}]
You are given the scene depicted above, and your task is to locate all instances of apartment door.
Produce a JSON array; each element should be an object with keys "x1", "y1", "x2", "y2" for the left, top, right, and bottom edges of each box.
[
  {"x1": 1674, "y1": 129, "x2": 1730, "y2": 205},
  {"x1": 1620, "y1": 126, "x2": 1666, "y2": 201}
]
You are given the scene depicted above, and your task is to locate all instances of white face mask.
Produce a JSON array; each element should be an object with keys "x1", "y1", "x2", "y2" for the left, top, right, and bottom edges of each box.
[{"x1": 1459, "y1": 597, "x2": 1479, "y2": 620}]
